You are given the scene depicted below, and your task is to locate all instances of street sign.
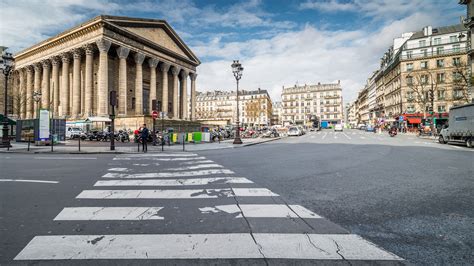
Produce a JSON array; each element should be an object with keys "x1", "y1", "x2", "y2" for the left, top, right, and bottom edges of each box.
[
  {"x1": 160, "y1": 111, "x2": 167, "y2": 119},
  {"x1": 39, "y1": 109, "x2": 50, "y2": 141},
  {"x1": 152, "y1": 111, "x2": 158, "y2": 119}
]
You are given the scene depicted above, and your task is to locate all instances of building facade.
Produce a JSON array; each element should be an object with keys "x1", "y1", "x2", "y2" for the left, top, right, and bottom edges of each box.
[
  {"x1": 271, "y1": 101, "x2": 282, "y2": 125},
  {"x1": 5, "y1": 15, "x2": 200, "y2": 129},
  {"x1": 195, "y1": 89, "x2": 273, "y2": 127},
  {"x1": 281, "y1": 81, "x2": 343, "y2": 126}
]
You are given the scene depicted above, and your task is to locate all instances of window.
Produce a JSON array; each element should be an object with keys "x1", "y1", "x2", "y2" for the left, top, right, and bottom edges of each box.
[
  {"x1": 453, "y1": 57, "x2": 461, "y2": 66},
  {"x1": 406, "y1": 51, "x2": 413, "y2": 59},
  {"x1": 406, "y1": 63, "x2": 413, "y2": 71},
  {"x1": 407, "y1": 91, "x2": 414, "y2": 100},
  {"x1": 433, "y1": 38, "x2": 441, "y2": 45},
  {"x1": 131, "y1": 97, "x2": 136, "y2": 109},
  {"x1": 421, "y1": 49, "x2": 428, "y2": 57},
  {"x1": 420, "y1": 75, "x2": 429, "y2": 84},
  {"x1": 453, "y1": 44, "x2": 460, "y2": 52},
  {"x1": 437, "y1": 90, "x2": 445, "y2": 100},
  {"x1": 450, "y1": 35, "x2": 458, "y2": 43},
  {"x1": 420, "y1": 61, "x2": 428, "y2": 69},
  {"x1": 407, "y1": 105, "x2": 415, "y2": 113},
  {"x1": 406, "y1": 76, "x2": 413, "y2": 85},
  {"x1": 436, "y1": 73, "x2": 445, "y2": 83},
  {"x1": 419, "y1": 40, "x2": 426, "y2": 47},
  {"x1": 438, "y1": 105, "x2": 446, "y2": 113},
  {"x1": 436, "y1": 59, "x2": 444, "y2": 68},
  {"x1": 453, "y1": 71, "x2": 462, "y2": 81},
  {"x1": 436, "y1": 47, "x2": 444, "y2": 55},
  {"x1": 453, "y1": 89, "x2": 464, "y2": 99}
]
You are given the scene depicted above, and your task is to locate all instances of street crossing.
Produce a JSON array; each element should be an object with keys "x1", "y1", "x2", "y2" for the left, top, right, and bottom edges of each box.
[{"x1": 15, "y1": 152, "x2": 403, "y2": 263}]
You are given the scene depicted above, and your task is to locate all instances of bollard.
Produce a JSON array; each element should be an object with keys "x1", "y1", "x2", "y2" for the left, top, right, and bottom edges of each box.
[
  {"x1": 138, "y1": 141, "x2": 140, "y2": 152},
  {"x1": 51, "y1": 134, "x2": 54, "y2": 152},
  {"x1": 78, "y1": 137, "x2": 81, "y2": 152},
  {"x1": 28, "y1": 137, "x2": 31, "y2": 151},
  {"x1": 183, "y1": 134, "x2": 185, "y2": 151},
  {"x1": 162, "y1": 135, "x2": 164, "y2": 152}
]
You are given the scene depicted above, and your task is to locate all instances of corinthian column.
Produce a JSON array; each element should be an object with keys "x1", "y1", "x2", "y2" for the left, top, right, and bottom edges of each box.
[
  {"x1": 51, "y1": 57, "x2": 60, "y2": 116},
  {"x1": 26, "y1": 66, "x2": 34, "y2": 118},
  {"x1": 96, "y1": 39, "x2": 111, "y2": 116},
  {"x1": 116, "y1": 46, "x2": 130, "y2": 115},
  {"x1": 72, "y1": 49, "x2": 82, "y2": 117},
  {"x1": 190, "y1": 72, "x2": 197, "y2": 121},
  {"x1": 180, "y1": 70, "x2": 189, "y2": 120},
  {"x1": 33, "y1": 63, "x2": 42, "y2": 118},
  {"x1": 148, "y1": 58, "x2": 159, "y2": 111},
  {"x1": 171, "y1": 66, "x2": 180, "y2": 119},
  {"x1": 61, "y1": 53, "x2": 70, "y2": 117},
  {"x1": 134, "y1": 53, "x2": 145, "y2": 115},
  {"x1": 160, "y1": 63, "x2": 170, "y2": 115},
  {"x1": 84, "y1": 44, "x2": 94, "y2": 116},
  {"x1": 19, "y1": 69, "x2": 26, "y2": 118},
  {"x1": 41, "y1": 60, "x2": 50, "y2": 109}
]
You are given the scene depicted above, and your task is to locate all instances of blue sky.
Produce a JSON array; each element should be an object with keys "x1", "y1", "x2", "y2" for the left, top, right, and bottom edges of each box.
[{"x1": 0, "y1": 0, "x2": 464, "y2": 102}]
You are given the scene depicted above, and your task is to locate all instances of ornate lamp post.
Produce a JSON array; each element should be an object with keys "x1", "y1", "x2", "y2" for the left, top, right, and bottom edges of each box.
[
  {"x1": 1, "y1": 48, "x2": 14, "y2": 148},
  {"x1": 231, "y1": 60, "x2": 244, "y2": 144},
  {"x1": 33, "y1": 91, "x2": 42, "y2": 118}
]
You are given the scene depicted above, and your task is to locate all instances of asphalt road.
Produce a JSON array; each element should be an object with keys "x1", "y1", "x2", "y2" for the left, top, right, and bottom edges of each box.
[{"x1": 0, "y1": 129, "x2": 472, "y2": 265}]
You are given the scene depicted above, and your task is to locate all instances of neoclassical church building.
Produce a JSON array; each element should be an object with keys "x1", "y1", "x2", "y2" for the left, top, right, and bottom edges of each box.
[{"x1": 10, "y1": 15, "x2": 200, "y2": 128}]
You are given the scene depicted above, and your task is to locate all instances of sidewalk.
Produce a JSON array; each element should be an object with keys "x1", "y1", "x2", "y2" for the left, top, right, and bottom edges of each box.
[{"x1": 0, "y1": 137, "x2": 282, "y2": 154}]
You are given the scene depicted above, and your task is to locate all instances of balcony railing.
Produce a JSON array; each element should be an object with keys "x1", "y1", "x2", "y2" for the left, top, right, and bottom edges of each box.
[
  {"x1": 401, "y1": 47, "x2": 467, "y2": 60},
  {"x1": 404, "y1": 39, "x2": 462, "y2": 49}
]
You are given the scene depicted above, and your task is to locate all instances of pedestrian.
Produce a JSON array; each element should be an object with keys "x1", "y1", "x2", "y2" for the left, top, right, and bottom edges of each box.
[{"x1": 140, "y1": 124, "x2": 149, "y2": 153}]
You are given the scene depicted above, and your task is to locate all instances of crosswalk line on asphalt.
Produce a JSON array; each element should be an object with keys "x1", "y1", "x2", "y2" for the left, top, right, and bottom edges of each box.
[
  {"x1": 164, "y1": 164, "x2": 224, "y2": 171},
  {"x1": 180, "y1": 160, "x2": 215, "y2": 165},
  {"x1": 108, "y1": 168, "x2": 129, "y2": 172},
  {"x1": 117, "y1": 153, "x2": 198, "y2": 157},
  {"x1": 54, "y1": 207, "x2": 164, "y2": 221},
  {"x1": 199, "y1": 204, "x2": 321, "y2": 218},
  {"x1": 76, "y1": 188, "x2": 279, "y2": 199},
  {"x1": 113, "y1": 156, "x2": 207, "y2": 161},
  {"x1": 102, "y1": 169, "x2": 235, "y2": 178},
  {"x1": 14, "y1": 233, "x2": 403, "y2": 261},
  {"x1": 94, "y1": 177, "x2": 253, "y2": 186}
]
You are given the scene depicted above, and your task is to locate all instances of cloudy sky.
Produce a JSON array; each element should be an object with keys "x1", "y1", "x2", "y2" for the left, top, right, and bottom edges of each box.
[{"x1": 0, "y1": 0, "x2": 464, "y2": 102}]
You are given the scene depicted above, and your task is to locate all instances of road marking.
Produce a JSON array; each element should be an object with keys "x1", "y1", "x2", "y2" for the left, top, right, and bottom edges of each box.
[
  {"x1": 76, "y1": 188, "x2": 278, "y2": 199},
  {"x1": 14, "y1": 234, "x2": 402, "y2": 261},
  {"x1": 34, "y1": 157, "x2": 97, "y2": 160},
  {"x1": 54, "y1": 207, "x2": 164, "y2": 221},
  {"x1": 199, "y1": 204, "x2": 321, "y2": 218},
  {"x1": 164, "y1": 164, "x2": 224, "y2": 171},
  {"x1": 94, "y1": 177, "x2": 253, "y2": 186},
  {"x1": 114, "y1": 157, "x2": 207, "y2": 161},
  {"x1": 132, "y1": 163, "x2": 150, "y2": 166},
  {"x1": 342, "y1": 133, "x2": 351, "y2": 140},
  {"x1": 108, "y1": 168, "x2": 129, "y2": 172},
  {"x1": 334, "y1": 133, "x2": 338, "y2": 139},
  {"x1": 102, "y1": 169, "x2": 235, "y2": 178},
  {"x1": 0, "y1": 179, "x2": 58, "y2": 184},
  {"x1": 310, "y1": 135, "x2": 315, "y2": 139},
  {"x1": 322, "y1": 132, "x2": 327, "y2": 139},
  {"x1": 359, "y1": 136, "x2": 366, "y2": 139},
  {"x1": 180, "y1": 160, "x2": 214, "y2": 165},
  {"x1": 117, "y1": 153, "x2": 198, "y2": 158}
]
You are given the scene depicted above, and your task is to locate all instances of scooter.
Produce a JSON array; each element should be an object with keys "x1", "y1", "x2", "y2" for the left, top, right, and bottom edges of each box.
[{"x1": 389, "y1": 129, "x2": 397, "y2": 137}]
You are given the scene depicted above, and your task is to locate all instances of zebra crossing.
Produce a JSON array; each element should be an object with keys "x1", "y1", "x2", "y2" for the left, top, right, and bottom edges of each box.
[{"x1": 14, "y1": 152, "x2": 403, "y2": 263}]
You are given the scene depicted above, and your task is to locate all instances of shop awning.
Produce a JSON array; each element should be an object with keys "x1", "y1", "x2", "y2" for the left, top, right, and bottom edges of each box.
[
  {"x1": 407, "y1": 118, "x2": 421, "y2": 124},
  {"x1": 85, "y1": 116, "x2": 111, "y2": 122}
]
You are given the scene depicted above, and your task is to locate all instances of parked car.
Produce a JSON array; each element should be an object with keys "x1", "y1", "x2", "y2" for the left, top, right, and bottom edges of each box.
[
  {"x1": 66, "y1": 127, "x2": 83, "y2": 139},
  {"x1": 334, "y1": 124, "x2": 343, "y2": 132},
  {"x1": 366, "y1": 125, "x2": 376, "y2": 132},
  {"x1": 288, "y1": 126, "x2": 301, "y2": 136},
  {"x1": 357, "y1": 124, "x2": 366, "y2": 130},
  {"x1": 439, "y1": 103, "x2": 474, "y2": 147}
]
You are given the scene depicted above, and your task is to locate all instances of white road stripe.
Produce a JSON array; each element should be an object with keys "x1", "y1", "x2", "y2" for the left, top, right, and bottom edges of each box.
[
  {"x1": 54, "y1": 207, "x2": 164, "y2": 221},
  {"x1": 15, "y1": 234, "x2": 402, "y2": 261},
  {"x1": 114, "y1": 157, "x2": 206, "y2": 161},
  {"x1": 117, "y1": 153, "x2": 197, "y2": 157},
  {"x1": 102, "y1": 169, "x2": 235, "y2": 178},
  {"x1": 322, "y1": 132, "x2": 327, "y2": 139},
  {"x1": 94, "y1": 177, "x2": 253, "y2": 186},
  {"x1": 108, "y1": 168, "x2": 129, "y2": 172},
  {"x1": 199, "y1": 204, "x2": 321, "y2": 218},
  {"x1": 342, "y1": 133, "x2": 352, "y2": 140},
  {"x1": 76, "y1": 188, "x2": 278, "y2": 199},
  {"x1": 164, "y1": 164, "x2": 224, "y2": 171},
  {"x1": 0, "y1": 179, "x2": 58, "y2": 184},
  {"x1": 180, "y1": 160, "x2": 214, "y2": 165},
  {"x1": 34, "y1": 157, "x2": 96, "y2": 160}
]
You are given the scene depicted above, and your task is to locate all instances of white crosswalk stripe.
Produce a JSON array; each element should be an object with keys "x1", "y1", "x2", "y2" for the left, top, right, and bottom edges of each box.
[{"x1": 15, "y1": 152, "x2": 403, "y2": 263}]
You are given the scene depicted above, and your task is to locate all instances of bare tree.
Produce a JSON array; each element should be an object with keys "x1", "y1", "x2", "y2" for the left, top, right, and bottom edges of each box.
[
  {"x1": 451, "y1": 60, "x2": 472, "y2": 104},
  {"x1": 244, "y1": 98, "x2": 264, "y2": 125},
  {"x1": 406, "y1": 71, "x2": 438, "y2": 119}
]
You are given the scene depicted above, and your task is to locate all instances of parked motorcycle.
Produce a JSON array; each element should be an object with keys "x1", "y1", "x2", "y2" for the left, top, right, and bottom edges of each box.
[{"x1": 389, "y1": 129, "x2": 397, "y2": 137}]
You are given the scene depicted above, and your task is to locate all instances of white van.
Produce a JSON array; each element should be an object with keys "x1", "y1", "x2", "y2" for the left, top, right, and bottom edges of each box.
[{"x1": 66, "y1": 127, "x2": 83, "y2": 139}]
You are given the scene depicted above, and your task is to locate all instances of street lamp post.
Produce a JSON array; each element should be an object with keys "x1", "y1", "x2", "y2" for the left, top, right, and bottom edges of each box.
[
  {"x1": 33, "y1": 91, "x2": 42, "y2": 118},
  {"x1": 1, "y1": 49, "x2": 14, "y2": 148},
  {"x1": 231, "y1": 60, "x2": 244, "y2": 144}
]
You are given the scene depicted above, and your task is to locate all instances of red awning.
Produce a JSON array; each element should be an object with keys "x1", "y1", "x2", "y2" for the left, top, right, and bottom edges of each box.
[{"x1": 407, "y1": 118, "x2": 421, "y2": 124}]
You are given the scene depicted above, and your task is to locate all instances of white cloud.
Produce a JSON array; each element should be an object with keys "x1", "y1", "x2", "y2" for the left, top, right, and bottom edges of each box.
[{"x1": 300, "y1": 0, "x2": 356, "y2": 12}]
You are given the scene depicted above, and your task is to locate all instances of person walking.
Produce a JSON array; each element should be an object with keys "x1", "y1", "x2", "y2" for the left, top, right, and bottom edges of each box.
[{"x1": 140, "y1": 124, "x2": 149, "y2": 153}]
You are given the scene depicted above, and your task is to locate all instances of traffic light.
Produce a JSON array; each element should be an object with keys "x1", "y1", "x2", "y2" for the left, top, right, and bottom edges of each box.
[{"x1": 429, "y1": 90, "x2": 434, "y2": 101}]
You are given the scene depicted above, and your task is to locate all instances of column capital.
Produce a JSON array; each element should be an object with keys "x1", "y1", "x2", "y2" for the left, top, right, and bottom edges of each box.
[
  {"x1": 190, "y1": 72, "x2": 198, "y2": 81},
  {"x1": 72, "y1": 48, "x2": 82, "y2": 59},
  {"x1": 171, "y1": 65, "x2": 181, "y2": 76},
  {"x1": 96, "y1": 39, "x2": 111, "y2": 53},
  {"x1": 134, "y1": 52, "x2": 145, "y2": 64},
  {"x1": 26, "y1": 65, "x2": 34, "y2": 73},
  {"x1": 148, "y1": 58, "x2": 159, "y2": 68},
  {"x1": 159, "y1": 62, "x2": 170, "y2": 73},
  {"x1": 116, "y1": 46, "x2": 130, "y2": 59},
  {"x1": 60, "y1": 53, "x2": 71, "y2": 63},
  {"x1": 84, "y1": 44, "x2": 95, "y2": 55},
  {"x1": 33, "y1": 62, "x2": 42, "y2": 72},
  {"x1": 51, "y1": 56, "x2": 61, "y2": 66},
  {"x1": 41, "y1": 60, "x2": 51, "y2": 69},
  {"x1": 180, "y1": 69, "x2": 189, "y2": 78}
]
